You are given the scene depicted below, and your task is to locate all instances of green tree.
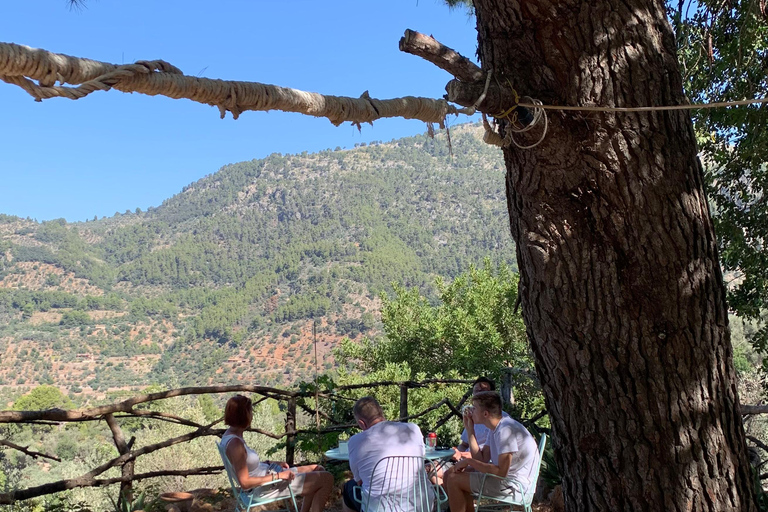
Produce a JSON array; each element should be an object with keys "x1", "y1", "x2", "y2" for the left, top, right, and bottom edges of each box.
[
  {"x1": 12, "y1": 385, "x2": 73, "y2": 411},
  {"x1": 672, "y1": 0, "x2": 768, "y2": 349},
  {"x1": 197, "y1": 394, "x2": 221, "y2": 424},
  {"x1": 338, "y1": 260, "x2": 531, "y2": 381}
]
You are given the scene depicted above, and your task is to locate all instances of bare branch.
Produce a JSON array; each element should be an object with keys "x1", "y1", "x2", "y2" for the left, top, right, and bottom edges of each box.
[
  {"x1": 0, "y1": 42, "x2": 468, "y2": 126},
  {"x1": 0, "y1": 426, "x2": 222, "y2": 504},
  {"x1": 741, "y1": 404, "x2": 768, "y2": 415},
  {"x1": 0, "y1": 380, "x2": 472, "y2": 424},
  {"x1": 399, "y1": 29, "x2": 483, "y2": 83},
  {"x1": 747, "y1": 435, "x2": 768, "y2": 454},
  {"x1": 0, "y1": 466, "x2": 223, "y2": 504},
  {"x1": 104, "y1": 414, "x2": 134, "y2": 504},
  {"x1": 0, "y1": 384, "x2": 295, "y2": 423},
  {"x1": 296, "y1": 401, "x2": 337, "y2": 424},
  {"x1": 113, "y1": 409, "x2": 208, "y2": 429},
  {"x1": 0, "y1": 439, "x2": 61, "y2": 462},
  {"x1": 445, "y1": 78, "x2": 518, "y2": 115}
]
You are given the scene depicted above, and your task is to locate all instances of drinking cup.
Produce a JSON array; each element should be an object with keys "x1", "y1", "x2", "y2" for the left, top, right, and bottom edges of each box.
[{"x1": 338, "y1": 440, "x2": 349, "y2": 455}]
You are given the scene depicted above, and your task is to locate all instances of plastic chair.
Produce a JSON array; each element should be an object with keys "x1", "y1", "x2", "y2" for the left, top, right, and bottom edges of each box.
[
  {"x1": 216, "y1": 440, "x2": 299, "y2": 512},
  {"x1": 473, "y1": 433, "x2": 547, "y2": 512},
  {"x1": 352, "y1": 455, "x2": 436, "y2": 512}
]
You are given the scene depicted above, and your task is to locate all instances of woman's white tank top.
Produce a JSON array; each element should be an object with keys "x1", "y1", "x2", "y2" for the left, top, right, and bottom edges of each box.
[{"x1": 221, "y1": 433, "x2": 270, "y2": 477}]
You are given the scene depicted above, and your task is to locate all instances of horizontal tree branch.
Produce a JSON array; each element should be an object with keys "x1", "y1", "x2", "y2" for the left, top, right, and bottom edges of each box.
[
  {"x1": 0, "y1": 380, "x2": 474, "y2": 424},
  {"x1": 399, "y1": 29, "x2": 483, "y2": 83},
  {"x1": 0, "y1": 42, "x2": 469, "y2": 126},
  {"x1": 113, "y1": 408, "x2": 209, "y2": 429},
  {"x1": 741, "y1": 405, "x2": 768, "y2": 415},
  {"x1": 332, "y1": 378, "x2": 473, "y2": 393},
  {"x1": 0, "y1": 384, "x2": 296, "y2": 423},
  {"x1": 445, "y1": 78, "x2": 521, "y2": 117},
  {"x1": 0, "y1": 466, "x2": 223, "y2": 504},
  {"x1": 747, "y1": 435, "x2": 768, "y2": 455},
  {"x1": 0, "y1": 426, "x2": 222, "y2": 504},
  {"x1": 0, "y1": 439, "x2": 61, "y2": 462},
  {"x1": 296, "y1": 401, "x2": 337, "y2": 424}
]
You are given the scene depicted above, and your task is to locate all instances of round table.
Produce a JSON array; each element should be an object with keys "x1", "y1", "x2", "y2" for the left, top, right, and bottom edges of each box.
[{"x1": 324, "y1": 447, "x2": 455, "y2": 461}]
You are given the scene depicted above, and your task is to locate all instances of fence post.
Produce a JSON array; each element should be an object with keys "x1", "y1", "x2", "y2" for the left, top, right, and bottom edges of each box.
[
  {"x1": 104, "y1": 413, "x2": 134, "y2": 507},
  {"x1": 399, "y1": 384, "x2": 408, "y2": 421},
  {"x1": 501, "y1": 367, "x2": 519, "y2": 406},
  {"x1": 286, "y1": 397, "x2": 296, "y2": 466}
]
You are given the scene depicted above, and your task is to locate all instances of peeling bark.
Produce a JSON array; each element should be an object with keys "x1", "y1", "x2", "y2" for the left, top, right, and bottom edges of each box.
[{"x1": 472, "y1": 0, "x2": 757, "y2": 510}]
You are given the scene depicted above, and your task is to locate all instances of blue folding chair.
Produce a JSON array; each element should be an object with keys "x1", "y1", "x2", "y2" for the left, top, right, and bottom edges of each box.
[
  {"x1": 216, "y1": 441, "x2": 299, "y2": 512},
  {"x1": 473, "y1": 434, "x2": 547, "y2": 512},
  {"x1": 352, "y1": 455, "x2": 436, "y2": 512}
]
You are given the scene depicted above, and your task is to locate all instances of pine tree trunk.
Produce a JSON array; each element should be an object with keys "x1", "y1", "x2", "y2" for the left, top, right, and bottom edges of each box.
[{"x1": 471, "y1": 1, "x2": 757, "y2": 510}]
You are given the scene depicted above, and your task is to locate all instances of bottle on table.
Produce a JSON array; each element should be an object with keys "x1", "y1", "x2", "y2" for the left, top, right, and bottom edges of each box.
[{"x1": 426, "y1": 432, "x2": 437, "y2": 452}]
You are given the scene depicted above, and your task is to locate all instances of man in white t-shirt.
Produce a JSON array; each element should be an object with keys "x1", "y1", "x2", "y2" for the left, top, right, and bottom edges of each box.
[
  {"x1": 342, "y1": 396, "x2": 433, "y2": 512},
  {"x1": 432, "y1": 377, "x2": 509, "y2": 485},
  {"x1": 444, "y1": 391, "x2": 539, "y2": 512},
  {"x1": 456, "y1": 378, "x2": 511, "y2": 459}
]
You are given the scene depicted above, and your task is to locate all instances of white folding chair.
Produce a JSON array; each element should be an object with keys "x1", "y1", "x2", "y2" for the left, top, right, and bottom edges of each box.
[
  {"x1": 352, "y1": 455, "x2": 436, "y2": 512},
  {"x1": 474, "y1": 434, "x2": 547, "y2": 512},
  {"x1": 216, "y1": 441, "x2": 299, "y2": 512}
]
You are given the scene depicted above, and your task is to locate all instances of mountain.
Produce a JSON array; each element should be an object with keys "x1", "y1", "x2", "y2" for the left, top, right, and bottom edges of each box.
[{"x1": 0, "y1": 123, "x2": 514, "y2": 403}]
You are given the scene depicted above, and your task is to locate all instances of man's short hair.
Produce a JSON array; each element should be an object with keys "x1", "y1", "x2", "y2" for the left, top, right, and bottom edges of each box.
[
  {"x1": 472, "y1": 391, "x2": 502, "y2": 417},
  {"x1": 353, "y1": 396, "x2": 385, "y2": 423},
  {"x1": 473, "y1": 376, "x2": 496, "y2": 391},
  {"x1": 224, "y1": 394, "x2": 252, "y2": 428}
]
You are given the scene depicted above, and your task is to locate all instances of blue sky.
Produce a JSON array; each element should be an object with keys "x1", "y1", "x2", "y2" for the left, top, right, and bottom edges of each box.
[{"x1": 0, "y1": 0, "x2": 479, "y2": 222}]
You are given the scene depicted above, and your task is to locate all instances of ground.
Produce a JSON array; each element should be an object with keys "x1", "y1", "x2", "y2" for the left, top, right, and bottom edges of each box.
[{"x1": 147, "y1": 486, "x2": 556, "y2": 512}]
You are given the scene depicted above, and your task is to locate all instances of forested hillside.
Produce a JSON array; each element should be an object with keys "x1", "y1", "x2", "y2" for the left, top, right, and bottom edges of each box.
[{"x1": 0, "y1": 123, "x2": 514, "y2": 402}]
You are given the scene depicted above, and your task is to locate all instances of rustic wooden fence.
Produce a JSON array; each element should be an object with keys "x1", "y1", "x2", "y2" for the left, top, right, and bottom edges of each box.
[{"x1": 0, "y1": 378, "x2": 552, "y2": 506}]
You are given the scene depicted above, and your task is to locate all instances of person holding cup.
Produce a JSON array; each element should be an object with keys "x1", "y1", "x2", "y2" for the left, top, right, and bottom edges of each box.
[
  {"x1": 431, "y1": 377, "x2": 509, "y2": 485},
  {"x1": 444, "y1": 391, "x2": 539, "y2": 510}
]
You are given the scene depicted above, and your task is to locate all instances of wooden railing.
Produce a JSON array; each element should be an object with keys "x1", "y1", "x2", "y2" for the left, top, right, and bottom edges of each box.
[{"x1": 0, "y1": 378, "x2": 549, "y2": 506}]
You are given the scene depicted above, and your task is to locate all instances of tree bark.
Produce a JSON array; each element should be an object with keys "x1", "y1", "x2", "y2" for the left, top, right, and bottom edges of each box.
[{"x1": 471, "y1": 1, "x2": 757, "y2": 510}]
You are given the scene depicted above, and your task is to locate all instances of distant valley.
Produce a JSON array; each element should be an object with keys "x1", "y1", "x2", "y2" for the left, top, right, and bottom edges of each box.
[{"x1": 0, "y1": 123, "x2": 515, "y2": 405}]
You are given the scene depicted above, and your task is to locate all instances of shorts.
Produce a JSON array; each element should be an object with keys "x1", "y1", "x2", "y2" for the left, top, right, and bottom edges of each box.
[
  {"x1": 469, "y1": 472, "x2": 526, "y2": 502},
  {"x1": 342, "y1": 479, "x2": 362, "y2": 512},
  {"x1": 430, "y1": 459, "x2": 455, "y2": 475},
  {"x1": 252, "y1": 469, "x2": 306, "y2": 499}
]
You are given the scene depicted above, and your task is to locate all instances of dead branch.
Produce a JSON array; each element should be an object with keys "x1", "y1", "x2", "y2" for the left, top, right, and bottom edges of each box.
[
  {"x1": 522, "y1": 409, "x2": 549, "y2": 428},
  {"x1": 296, "y1": 401, "x2": 337, "y2": 424},
  {"x1": 104, "y1": 414, "x2": 134, "y2": 504},
  {"x1": 399, "y1": 29, "x2": 483, "y2": 83},
  {"x1": 332, "y1": 379, "x2": 472, "y2": 393},
  {"x1": 0, "y1": 426, "x2": 222, "y2": 505},
  {"x1": 0, "y1": 384, "x2": 296, "y2": 423},
  {"x1": 113, "y1": 408, "x2": 208, "y2": 429},
  {"x1": 445, "y1": 78, "x2": 518, "y2": 115},
  {"x1": 0, "y1": 42, "x2": 469, "y2": 126},
  {"x1": 0, "y1": 466, "x2": 223, "y2": 504},
  {"x1": 0, "y1": 380, "x2": 472, "y2": 424},
  {"x1": 742, "y1": 404, "x2": 768, "y2": 415},
  {"x1": 433, "y1": 389, "x2": 473, "y2": 430},
  {"x1": 0, "y1": 439, "x2": 61, "y2": 462},
  {"x1": 747, "y1": 435, "x2": 768, "y2": 455}
]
